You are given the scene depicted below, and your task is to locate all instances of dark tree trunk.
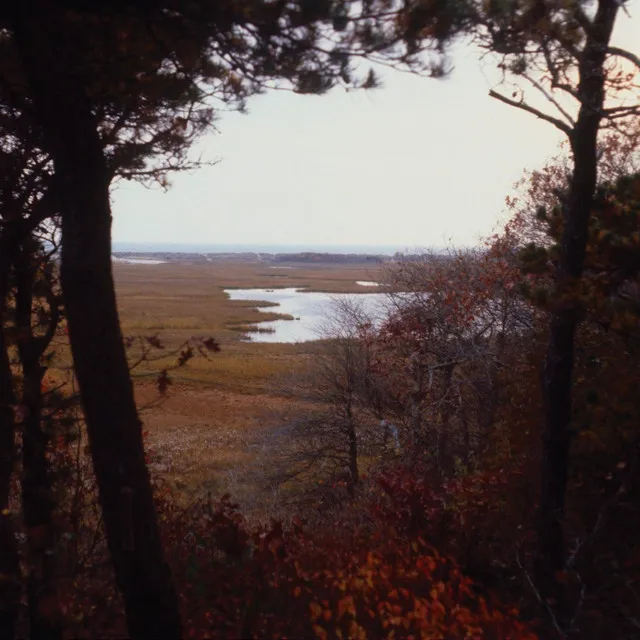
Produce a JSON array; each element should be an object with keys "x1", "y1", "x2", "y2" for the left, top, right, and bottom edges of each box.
[
  {"x1": 408, "y1": 363, "x2": 425, "y2": 453},
  {"x1": 346, "y1": 409, "x2": 359, "y2": 495},
  {"x1": 11, "y1": 3, "x2": 182, "y2": 638},
  {"x1": 14, "y1": 245, "x2": 62, "y2": 640},
  {"x1": 0, "y1": 233, "x2": 21, "y2": 640},
  {"x1": 535, "y1": 0, "x2": 619, "y2": 620},
  {"x1": 461, "y1": 403, "x2": 471, "y2": 470},
  {"x1": 437, "y1": 362, "x2": 455, "y2": 476},
  {"x1": 342, "y1": 385, "x2": 359, "y2": 495}
]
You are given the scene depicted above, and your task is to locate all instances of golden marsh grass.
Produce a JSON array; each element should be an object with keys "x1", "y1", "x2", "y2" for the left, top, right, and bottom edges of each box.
[{"x1": 111, "y1": 260, "x2": 385, "y2": 503}]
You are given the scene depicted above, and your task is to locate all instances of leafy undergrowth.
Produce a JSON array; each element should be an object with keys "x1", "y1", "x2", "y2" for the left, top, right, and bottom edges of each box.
[
  {"x1": 52, "y1": 457, "x2": 539, "y2": 639},
  {"x1": 160, "y1": 494, "x2": 538, "y2": 640},
  {"x1": 373, "y1": 465, "x2": 536, "y2": 587}
]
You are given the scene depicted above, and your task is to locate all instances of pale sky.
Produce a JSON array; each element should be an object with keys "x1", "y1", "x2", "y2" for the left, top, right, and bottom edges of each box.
[{"x1": 111, "y1": 5, "x2": 638, "y2": 249}]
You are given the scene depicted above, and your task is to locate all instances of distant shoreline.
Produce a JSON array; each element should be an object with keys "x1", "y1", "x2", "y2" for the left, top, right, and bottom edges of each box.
[
  {"x1": 112, "y1": 251, "x2": 388, "y2": 265},
  {"x1": 111, "y1": 242, "x2": 444, "y2": 256}
]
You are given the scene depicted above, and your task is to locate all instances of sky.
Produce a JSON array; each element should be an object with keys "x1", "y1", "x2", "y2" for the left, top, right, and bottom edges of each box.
[{"x1": 110, "y1": 4, "x2": 639, "y2": 250}]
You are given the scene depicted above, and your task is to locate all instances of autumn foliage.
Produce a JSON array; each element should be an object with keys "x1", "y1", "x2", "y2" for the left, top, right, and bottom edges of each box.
[
  {"x1": 7, "y1": 152, "x2": 640, "y2": 636},
  {"x1": 45, "y1": 460, "x2": 539, "y2": 639}
]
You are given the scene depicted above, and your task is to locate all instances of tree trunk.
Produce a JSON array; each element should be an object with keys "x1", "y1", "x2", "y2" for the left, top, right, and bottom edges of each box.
[
  {"x1": 15, "y1": 244, "x2": 62, "y2": 640},
  {"x1": 437, "y1": 362, "x2": 455, "y2": 476},
  {"x1": 535, "y1": 0, "x2": 619, "y2": 620},
  {"x1": 346, "y1": 410, "x2": 359, "y2": 495},
  {"x1": 343, "y1": 382, "x2": 359, "y2": 495},
  {"x1": 0, "y1": 233, "x2": 21, "y2": 640},
  {"x1": 408, "y1": 362, "x2": 425, "y2": 454},
  {"x1": 11, "y1": 4, "x2": 182, "y2": 637}
]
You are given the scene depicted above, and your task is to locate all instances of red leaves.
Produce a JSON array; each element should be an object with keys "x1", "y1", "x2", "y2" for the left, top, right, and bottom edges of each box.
[
  {"x1": 150, "y1": 469, "x2": 538, "y2": 639},
  {"x1": 50, "y1": 457, "x2": 538, "y2": 639},
  {"x1": 374, "y1": 462, "x2": 535, "y2": 592}
]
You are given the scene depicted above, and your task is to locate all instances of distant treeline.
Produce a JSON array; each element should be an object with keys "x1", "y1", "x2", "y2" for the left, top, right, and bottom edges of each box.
[
  {"x1": 112, "y1": 251, "x2": 449, "y2": 265},
  {"x1": 273, "y1": 252, "x2": 384, "y2": 264}
]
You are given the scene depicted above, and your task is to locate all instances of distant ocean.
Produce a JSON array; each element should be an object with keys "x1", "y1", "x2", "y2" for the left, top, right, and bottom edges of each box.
[{"x1": 112, "y1": 242, "x2": 435, "y2": 255}]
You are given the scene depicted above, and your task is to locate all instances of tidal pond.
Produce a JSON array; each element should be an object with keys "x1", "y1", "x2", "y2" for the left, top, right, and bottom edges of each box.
[
  {"x1": 225, "y1": 287, "x2": 389, "y2": 343},
  {"x1": 112, "y1": 257, "x2": 167, "y2": 265}
]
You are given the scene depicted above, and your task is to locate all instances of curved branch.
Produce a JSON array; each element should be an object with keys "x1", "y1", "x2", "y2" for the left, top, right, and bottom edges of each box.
[{"x1": 607, "y1": 46, "x2": 640, "y2": 72}]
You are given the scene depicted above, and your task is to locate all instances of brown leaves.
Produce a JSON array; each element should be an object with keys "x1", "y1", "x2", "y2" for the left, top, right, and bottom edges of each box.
[
  {"x1": 157, "y1": 369, "x2": 172, "y2": 396},
  {"x1": 202, "y1": 337, "x2": 220, "y2": 353},
  {"x1": 146, "y1": 334, "x2": 164, "y2": 349},
  {"x1": 177, "y1": 347, "x2": 193, "y2": 367}
]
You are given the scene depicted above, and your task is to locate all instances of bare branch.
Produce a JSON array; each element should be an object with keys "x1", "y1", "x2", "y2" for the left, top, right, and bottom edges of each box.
[
  {"x1": 607, "y1": 46, "x2": 640, "y2": 72},
  {"x1": 488, "y1": 89, "x2": 573, "y2": 137},
  {"x1": 603, "y1": 104, "x2": 640, "y2": 121},
  {"x1": 541, "y1": 44, "x2": 580, "y2": 102},
  {"x1": 516, "y1": 550, "x2": 566, "y2": 638},
  {"x1": 522, "y1": 73, "x2": 576, "y2": 127}
]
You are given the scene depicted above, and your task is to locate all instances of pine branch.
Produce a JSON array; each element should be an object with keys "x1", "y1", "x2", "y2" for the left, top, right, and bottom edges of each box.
[{"x1": 488, "y1": 89, "x2": 573, "y2": 137}]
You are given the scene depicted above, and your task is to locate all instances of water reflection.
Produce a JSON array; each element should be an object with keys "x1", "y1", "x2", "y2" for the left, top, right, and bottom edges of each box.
[
  {"x1": 112, "y1": 257, "x2": 167, "y2": 265},
  {"x1": 225, "y1": 287, "x2": 388, "y2": 343}
]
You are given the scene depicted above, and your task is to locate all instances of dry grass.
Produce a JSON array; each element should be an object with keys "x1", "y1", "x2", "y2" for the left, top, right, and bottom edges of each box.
[
  {"x1": 115, "y1": 261, "x2": 384, "y2": 345},
  {"x1": 110, "y1": 260, "x2": 384, "y2": 506}
]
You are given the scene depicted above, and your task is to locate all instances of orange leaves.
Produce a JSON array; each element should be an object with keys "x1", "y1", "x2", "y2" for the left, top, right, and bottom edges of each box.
[
  {"x1": 429, "y1": 581, "x2": 446, "y2": 600},
  {"x1": 301, "y1": 525, "x2": 535, "y2": 639},
  {"x1": 309, "y1": 601, "x2": 323, "y2": 622},
  {"x1": 416, "y1": 555, "x2": 437, "y2": 574},
  {"x1": 346, "y1": 620, "x2": 367, "y2": 639},
  {"x1": 309, "y1": 600, "x2": 332, "y2": 628},
  {"x1": 40, "y1": 376, "x2": 51, "y2": 394},
  {"x1": 52, "y1": 464, "x2": 540, "y2": 640},
  {"x1": 337, "y1": 595, "x2": 356, "y2": 619}
]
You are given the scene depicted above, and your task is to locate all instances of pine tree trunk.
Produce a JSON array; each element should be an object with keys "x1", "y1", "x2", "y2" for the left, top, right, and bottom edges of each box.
[
  {"x1": 0, "y1": 234, "x2": 21, "y2": 640},
  {"x1": 535, "y1": 0, "x2": 619, "y2": 620},
  {"x1": 11, "y1": 3, "x2": 182, "y2": 637},
  {"x1": 15, "y1": 245, "x2": 62, "y2": 640}
]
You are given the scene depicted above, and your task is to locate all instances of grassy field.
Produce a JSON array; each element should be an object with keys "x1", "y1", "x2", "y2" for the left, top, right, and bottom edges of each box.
[{"x1": 112, "y1": 260, "x2": 385, "y2": 507}]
